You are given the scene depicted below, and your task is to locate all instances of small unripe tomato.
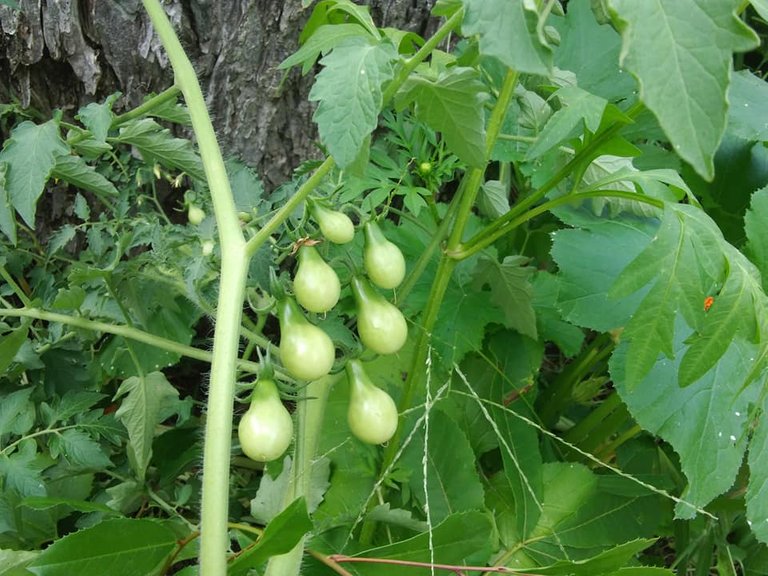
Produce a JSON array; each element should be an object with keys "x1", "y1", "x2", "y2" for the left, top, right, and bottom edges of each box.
[
  {"x1": 201, "y1": 240, "x2": 214, "y2": 256},
  {"x1": 363, "y1": 221, "x2": 406, "y2": 290},
  {"x1": 293, "y1": 246, "x2": 340, "y2": 313},
  {"x1": 278, "y1": 298, "x2": 335, "y2": 381},
  {"x1": 312, "y1": 203, "x2": 355, "y2": 244},
  {"x1": 351, "y1": 276, "x2": 407, "y2": 355},
  {"x1": 346, "y1": 359, "x2": 398, "y2": 445},
  {"x1": 188, "y1": 205, "x2": 206, "y2": 225},
  {"x1": 238, "y1": 379, "x2": 293, "y2": 462},
  {"x1": 418, "y1": 161, "x2": 432, "y2": 175}
]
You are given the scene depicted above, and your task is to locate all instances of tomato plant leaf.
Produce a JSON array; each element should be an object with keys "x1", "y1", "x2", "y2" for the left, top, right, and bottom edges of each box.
[
  {"x1": 0, "y1": 388, "x2": 35, "y2": 438},
  {"x1": 279, "y1": 24, "x2": 373, "y2": 75},
  {"x1": 76, "y1": 93, "x2": 119, "y2": 143},
  {"x1": 477, "y1": 180, "x2": 510, "y2": 219},
  {"x1": 0, "y1": 163, "x2": 14, "y2": 243},
  {"x1": 26, "y1": 518, "x2": 176, "y2": 576},
  {"x1": 0, "y1": 120, "x2": 69, "y2": 239},
  {"x1": 526, "y1": 86, "x2": 608, "y2": 160},
  {"x1": 353, "y1": 511, "x2": 495, "y2": 575},
  {"x1": 608, "y1": 0, "x2": 758, "y2": 180},
  {"x1": 114, "y1": 371, "x2": 180, "y2": 481},
  {"x1": 229, "y1": 497, "x2": 312, "y2": 574},
  {"x1": 50, "y1": 155, "x2": 118, "y2": 198},
  {"x1": 115, "y1": 118, "x2": 205, "y2": 180},
  {"x1": 57, "y1": 429, "x2": 111, "y2": 471},
  {"x1": 611, "y1": 315, "x2": 760, "y2": 518},
  {"x1": 401, "y1": 410, "x2": 485, "y2": 523},
  {"x1": 744, "y1": 186, "x2": 768, "y2": 291},
  {"x1": 20, "y1": 496, "x2": 118, "y2": 516},
  {"x1": 396, "y1": 67, "x2": 488, "y2": 168},
  {"x1": 309, "y1": 37, "x2": 397, "y2": 168},
  {"x1": 531, "y1": 272, "x2": 585, "y2": 357},
  {"x1": 727, "y1": 71, "x2": 768, "y2": 142},
  {"x1": 461, "y1": 0, "x2": 552, "y2": 76},
  {"x1": 522, "y1": 538, "x2": 661, "y2": 575},
  {"x1": 747, "y1": 394, "x2": 768, "y2": 545},
  {"x1": 471, "y1": 254, "x2": 537, "y2": 340},
  {"x1": 0, "y1": 442, "x2": 47, "y2": 497},
  {"x1": 553, "y1": 0, "x2": 635, "y2": 101}
]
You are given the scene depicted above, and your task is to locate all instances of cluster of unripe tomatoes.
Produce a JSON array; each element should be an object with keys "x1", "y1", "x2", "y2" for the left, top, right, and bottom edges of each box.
[{"x1": 237, "y1": 201, "x2": 408, "y2": 462}]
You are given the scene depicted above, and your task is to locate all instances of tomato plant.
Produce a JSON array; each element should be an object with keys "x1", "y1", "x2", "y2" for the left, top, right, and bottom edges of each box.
[{"x1": 2, "y1": 1, "x2": 768, "y2": 575}]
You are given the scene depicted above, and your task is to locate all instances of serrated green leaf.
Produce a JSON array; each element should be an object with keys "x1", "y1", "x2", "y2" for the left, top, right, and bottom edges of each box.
[
  {"x1": 352, "y1": 511, "x2": 494, "y2": 576},
  {"x1": 471, "y1": 254, "x2": 537, "y2": 339},
  {"x1": 367, "y1": 503, "x2": 428, "y2": 532},
  {"x1": 433, "y1": 285, "x2": 500, "y2": 366},
  {"x1": 523, "y1": 539, "x2": 659, "y2": 575},
  {"x1": 115, "y1": 118, "x2": 204, "y2": 180},
  {"x1": 226, "y1": 158, "x2": 264, "y2": 213},
  {"x1": 551, "y1": 210, "x2": 657, "y2": 332},
  {"x1": 531, "y1": 272, "x2": 585, "y2": 357},
  {"x1": 229, "y1": 498, "x2": 312, "y2": 574},
  {"x1": 26, "y1": 519, "x2": 176, "y2": 576},
  {"x1": 0, "y1": 388, "x2": 34, "y2": 437},
  {"x1": 76, "y1": 93, "x2": 120, "y2": 143},
  {"x1": 0, "y1": 321, "x2": 30, "y2": 374},
  {"x1": 0, "y1": 163, "x2": 15, "y2": 243},
  {"x1": 0, "y1": 443, "x2": 46, "y2": 497},
  {"x1": 279, "y1": 24, "x2": 372, "y2": 74},
  {"x1": 0, "y1": 120, "x2": 69, "y2": 234},
  {"x1": 309, "y1": 37, "x2": 397, "y2": 168},
  {"x1": 477, "y1": 180, "x2": 510, "y2": 219},
  {"x1": 50, "y1": 155, "x2": 118, "y2": 198},
  {"x1": 526, "y1": 86, "x2": 608, "y2": 160},
  {"x1": 51, "y1": 286, "x2": 86, "y2": 311},
  {"x1": 554, "y1": 0, "x2": 635, "y2": 101},
  {"x1": 611, "y1": 315, "x2": 760, "y2": 518},
  {"x1": 397, "y1": 67, "x2": 488, "y2": 168},
  {"x1": 114, "y1": 371, "x2": 179, "y2": 480},
  {"x1": 747, "y1": 394, "x2": 768, "y2": 545},
  {"x1": 608, "y1": 0, "x2": 758, "y2": 180},
  {"x1": 745, "y1": 186, "x2": 768, "y2": 291},
  {"x1": 58, "y1": 429, "x2": 111, "y2": 470},
  {"x1": 46, "y1": 225, "x2": 76, "y2": 256},
  {"x1": 401, "y1": 410, "x2": 485, "y2": 523},
  {"x1": 462, "y1": 0, "x2": 552, "y2": 76},
  {"x1": 679, "y1": 245, "x2": 763, "y2": 387}
]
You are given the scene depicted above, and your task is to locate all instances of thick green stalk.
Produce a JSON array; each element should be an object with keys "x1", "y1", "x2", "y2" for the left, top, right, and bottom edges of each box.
[
  {"x1": 264, "y1": 374, "x2": 336, "y2": 575},
  {"x1": 141, "y1": 2, "x2": 246, "y2": 574}
]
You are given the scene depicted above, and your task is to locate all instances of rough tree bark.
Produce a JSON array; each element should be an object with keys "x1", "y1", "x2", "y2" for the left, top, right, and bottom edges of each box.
[{"x1": 0, "y1": 0, "x2": 436, "y2": 189}]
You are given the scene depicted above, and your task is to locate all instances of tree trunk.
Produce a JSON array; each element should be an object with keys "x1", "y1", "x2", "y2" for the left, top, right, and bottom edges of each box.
[{"x1": 0, "y1": 0, "x2": 436, "y2": 189}]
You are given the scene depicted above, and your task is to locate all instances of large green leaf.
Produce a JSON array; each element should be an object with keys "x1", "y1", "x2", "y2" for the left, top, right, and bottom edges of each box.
[
  {"x1": 309, "y1": 37, "x2": 397, "y2": 168},
  {"x1": 461, "y1": 0, "x2": 552, "y2": 76},
  {"x1": 551, "y1": 210, "x2": 657, "y2": 332},
  {"x1": 26, "y1": 519, "x2": 176, "y2": 576},
  {"x1": 611, "y1": 315, "x2": 761, "y2": 518},
  {"x1": 114, "y1": 118, "x2": 204, "y2": 180},
  {"x1": 0, "y1": 321, "x2": 30, "y2": 374},
  {"x1": 608, "y1": 0, "x2": 758, "y2": 180},
  {"x1": 396, "y1": 68, "x2": 489, "y2": 168},
  {"x1": 747, "y1": 394, "x2": 768, "y2": 545},
  {"x1": 279, "y1": 24, "x2": 373, "y2": 74},
  {"x1": 553, "y1": 0, "x2": 635, "y2": 101},
  {"x1": 0, "y1": 163, "x2": 13, "y2": 243},
  {"x1": 351, "y1": 511, "x2": 494, "y2": 576},
  {"x1": 76, "y1": 93, "x2": 120, "y2": 143},
  {"x1": 524, "y1": 539, "x2": 663, "y2": 575},
  {"x1": 0, "y1": 120, "x2": 69, "y2": 240},
  {"x1": 0, "y1": 388, "x2": 35, "y2": 438},
  {"x1": 727, "y1": 71, "x2": 768, "y2": 142},
  {"x1": 400, "y1": 410, "x2": 485, "y2": 523},
  {"x1": 114, "y1": 371, "x2": 180, "y2": 480}
]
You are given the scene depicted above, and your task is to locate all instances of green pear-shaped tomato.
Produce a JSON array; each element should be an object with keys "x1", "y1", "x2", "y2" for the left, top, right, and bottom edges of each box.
[
  {"x1": 238, "y1": 378, "x2": 293, "y2": 462},
  {"x1": 346, "y1": 359, "x2": 398, "y2": 445},
  {"x1": 363, "y1": 221, "x2": 406, "y2": 289},
  {"x1": 187, "y1": 205, "x2": 206, "y2": 225},
  {"x1": 351, "y1": 276, "x2": 407, "y2": 355},
  {"x1": 312, "y1": 203, "x2": 355, "y2": 244},
  {"x1": 278, "y1": 298, "x2": 335, "y2": 381},
  {"x1": 293, "y1": 246, "x2": 340, "y2": 313}
]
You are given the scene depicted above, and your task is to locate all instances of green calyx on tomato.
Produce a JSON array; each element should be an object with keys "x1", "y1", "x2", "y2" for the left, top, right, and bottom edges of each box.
[
  {"x1": 238, "y1": 378, "x2": 293, "y2": 462},
  {"x1": 293, "y1": 245, "x2": 340, "y2": 313},
  {"x1": 187, "y1": 205, "x2": 206, "y2": 225},
  {"x1": 351, "y1": 276, "x2": 407, "y2": 355},
  {"x1": 363, "y1": 221, "x2": 406, "y2": 290},
  {"x1": 346, "y1": 359, "x2": 398, "y2": 445},
  {"x1": 278, "y1": 297, "x2": 336, "y2": 381},
  {"x1": 311, "y1": 203, "x2": 355, "y2": 244}
]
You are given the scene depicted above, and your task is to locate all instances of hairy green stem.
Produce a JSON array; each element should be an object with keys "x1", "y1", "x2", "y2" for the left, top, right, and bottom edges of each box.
[
  {"x1": 111, "y1": 86, "x2": 182, "y2": 126},
  {"x1": 141, "y1": 2, "x2": 247, "y2": 574}
]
